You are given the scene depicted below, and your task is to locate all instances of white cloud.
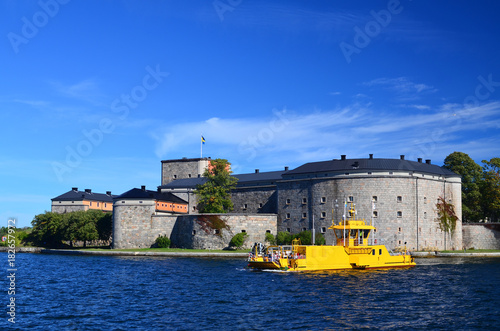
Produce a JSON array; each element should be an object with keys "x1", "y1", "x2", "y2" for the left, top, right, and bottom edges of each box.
[{"x1": 151, "y1": 101, "x2": 500, "y2": 172}]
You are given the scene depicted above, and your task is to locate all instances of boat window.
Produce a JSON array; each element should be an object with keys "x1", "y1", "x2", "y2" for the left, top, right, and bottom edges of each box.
[
  {"x1": 372, "y1": 250, "x2": 375, "y2": 255},
  {"x1": 361, "y1": 230, "x2": 370, "y2": 238},
  {"x1": 350, "y1": 230, "x2": 357, "y2": 238},
  {"x1": 334, "y1": 229, "x2": 348, "y2": 239},
  {"x1": 379, "y1": 249, "x2": 382, "y2": 255}
]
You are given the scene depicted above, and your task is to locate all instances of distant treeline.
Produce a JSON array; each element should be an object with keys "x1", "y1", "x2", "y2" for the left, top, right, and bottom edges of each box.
[
  {"x1": 27, "y1": 210, "x2": 112, "y2": 248},
  {"x1": 444, "y1": 152, "x2": 500, "y2": 222}
]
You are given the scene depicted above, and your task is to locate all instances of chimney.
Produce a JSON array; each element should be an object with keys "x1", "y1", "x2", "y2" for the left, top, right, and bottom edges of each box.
[
  {"x1": 425, "y1": 159, "x2": 431, "y2": 164},
  {"x1": 417, "y1": 158, "x2": 422, "y2": 163},
  {"x1": 85, "y1": 189, "x2": 91, "y2": 194},
  {"x1": 400, "y1": 155, "x2": 405, "y2": 160},
  {"x1": 141, "y1": 185, "x2": 146, "y2": 191},
  {"x1": 106, "y1": 191, "x2": 111, "y2": 196},
  {"x1": 72, "y1": 187, "x2": 78, "y2": 192},
  {"x1": 284, "y1": 166, "x2": 289, "y2": 171},
  {"x1": 369, "y1": 154, "x2": 373, "y2": 159},
  {"x1": 341, "y1": 155, "x2": 346, "y2": 160},
  {"x1": 255, "y1": 169, "x2": 259, "y2": 173}
]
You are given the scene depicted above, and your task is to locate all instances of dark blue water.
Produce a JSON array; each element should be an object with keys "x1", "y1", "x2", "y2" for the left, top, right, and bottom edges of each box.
[{"x1": 2, "y1": 253, "x2": 500, "y2": 330}]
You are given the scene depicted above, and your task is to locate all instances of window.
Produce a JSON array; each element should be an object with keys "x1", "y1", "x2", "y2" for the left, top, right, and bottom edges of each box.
[
  {"x1": 214, "y1": 229, "x2": 220, "y2": 234},
  {"x1": 302, "y1": 212, "x2": 307, "y2": 219},
  {"x1": 321, "y1": 196, "x2": 327, "y2": 203},
  {"x1": 241, "y1": 229, "x2": 246, "y2": 233},
  {"x1": 398, "y1": 227, "x2": 402, "y2": 233},
  {"x1": 397, "y1": 211, "x2": 402, "y2": 218},
  {"x1": 348, "y1": 196, "x2": 354, "y2": 202},
  {"x1": 97, "y1": 202, "x2": 99, "y2": 207},
  {"x1": 243, "y1": 203, "x2": 248, "y2": 210},
  {"x1": 90, "y1": 202, "x2": 92, "y2": 206},
  {"x1": 302, "y1": 228, "x2": 307, "y2": 232},
  {"x1": 286, "y1": 213, "x2": 291, "y2": 219},
  {"x1": 302, "y1": 197, "x2": 307, "y2": 204},
  {"x1": 286, "y1": 198, "x2": 291, "y2": 205},
  {"x1": 424, "y1": 197, "x2": 427, "y2": 204},
  {"x1": 266, "y1": 230, "x2": 271, "y2": 233},
  {"x1": 424, "y1": 212, "x2": 427, "y2": 219},
  {"x1": 321, "y1": 212, "x2": 326, "y2": 218},
  {"x1": 321, "y1": 227, "x2": 326, "y2": 233},
  {"x1": 344, "y1": 172, "x2": 350, "y2": 175},
  {"x1": 373, "y1": 211, "x2": 378, "y2": 218},
  {"x1": 259, "y1": 203, "x2": 263, "y2": 208},
  {"x1": 173, "y1": 175, "x2": 177, "y2": 179},
  {"x1": 398, "y1": 240, "x2": 402, "y2": 245},
  {"x1": 286, "y1": 228, "x2": 291, "y2": 233},
  {"x1": 397, "y1": 196, "x2": 402, "y2": 203},
  {"x1": 372, "y1": 196, "x2": 378, "y2": 202}
]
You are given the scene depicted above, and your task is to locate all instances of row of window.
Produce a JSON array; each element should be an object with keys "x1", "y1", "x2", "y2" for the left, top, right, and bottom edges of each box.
[
  {"x1": 284, "y1": 211, "x2": 410, "y2": 219},
  {"x1": 241, "y1": 203, "x2": 264, "y2": 210},
  {"x1": 285, "y1": 196, "x2": 433, "y2": 205}
]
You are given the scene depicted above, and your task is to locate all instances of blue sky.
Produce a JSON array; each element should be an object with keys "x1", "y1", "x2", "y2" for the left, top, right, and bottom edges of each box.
[{"x1": 1, "y1": 0, "x2": 500, "y2": 228}]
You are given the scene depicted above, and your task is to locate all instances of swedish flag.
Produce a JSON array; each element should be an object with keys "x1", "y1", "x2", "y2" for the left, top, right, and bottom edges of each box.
[{"x1": 201, "y1": 136, "x2": 206, "y2": 144}]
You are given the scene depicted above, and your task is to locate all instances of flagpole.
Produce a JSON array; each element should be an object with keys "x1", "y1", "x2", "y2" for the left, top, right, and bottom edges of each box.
[{"x1": 200, "y1": 134, "x2": 203, "y2": 158}]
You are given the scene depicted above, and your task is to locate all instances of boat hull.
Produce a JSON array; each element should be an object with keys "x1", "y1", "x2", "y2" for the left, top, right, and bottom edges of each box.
[{"x1": 248, "y1": 244, "x2": 415, "y2": 272}]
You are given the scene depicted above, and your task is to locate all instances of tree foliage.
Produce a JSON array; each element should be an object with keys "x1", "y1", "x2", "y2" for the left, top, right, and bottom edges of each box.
[
  {"x1": 229, "y1": 232, "x2": 248, "y2": 249},
  {"x1": 443, "y1": 152, "x2": 483, "y2": 222},
  {"x1": 481, "y1": 158, "x2": 500, "y2": 222},
  {"x1": 195, "y1": 158, "x2": 238, "y2": 213},
  {"x1": 29, "y1": 210, "x2": 112, "y2": 248}
]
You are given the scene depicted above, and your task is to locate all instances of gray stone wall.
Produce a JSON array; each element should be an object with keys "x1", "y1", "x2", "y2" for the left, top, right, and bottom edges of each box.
[
  {"x1": 113, "y1": 204, "x2": 277, "y2": 250},
  {"x1": 231, "y1": 187, "x2": 277, "y2": 214},
  {"x1": 463, "y1": 223, "x2": 500, "y2": 250},
  {"x1": 277, "y1": 174, "x2": 462, "y2": 251},
  {"x1": 51, "y1": 203, "x2": 89, "y2": 213},
  {"x1": 161, "y1": 158, "x2": 210, "y2": 185}
]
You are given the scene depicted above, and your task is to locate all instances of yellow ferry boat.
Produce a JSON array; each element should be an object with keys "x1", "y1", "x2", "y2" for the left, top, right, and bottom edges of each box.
[{"x1": 247, "y1": 202, "x2": 415, "y2": 271}]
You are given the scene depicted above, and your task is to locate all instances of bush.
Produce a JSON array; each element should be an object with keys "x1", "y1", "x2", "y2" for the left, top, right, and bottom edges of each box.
[
  {"x1": 229, "y1": 232, "x2": 248, "y2": 249},
  {"x1": 276, "y1": 231, "x2": 292, "y2": 245},
  {"x1": 265, "y1": 232, "x2": 276, "y2": 245},
  {"x1": 293, "y1": 230, "x2": 312, "y2": 245},
  {"x1": 155, "y1": 235, "x2": 171, "y2": 248},
  {"x1": 315, "y1": 233, "x2": 326, "y2": 245}
]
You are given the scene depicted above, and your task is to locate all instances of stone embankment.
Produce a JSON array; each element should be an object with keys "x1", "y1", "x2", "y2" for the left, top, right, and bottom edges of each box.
[{"x1": 412, "y1": 251, "x2": 500, "y2": 258}]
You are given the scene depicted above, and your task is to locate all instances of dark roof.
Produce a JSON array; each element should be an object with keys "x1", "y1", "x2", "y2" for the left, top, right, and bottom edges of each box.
[
  {"x1": 52, "y1": 189, "x2": 116, "y2": 202},
  {"x1": 115, "y1": 188, "x2": 187, "y2": 204},
  {"x1": 234, "y1": 170, "x2": 287, "y2": 185},
  {"x1": 284, "y1": 158, "x2": 459, "y2": 177},
  {"x1": 160, "y1": 170, "x2": 288, "y2": 190}
]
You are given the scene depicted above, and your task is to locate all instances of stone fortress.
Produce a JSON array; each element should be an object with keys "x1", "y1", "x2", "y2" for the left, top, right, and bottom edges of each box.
[
  {"x1": 53, "y1": 154, "x2": 500, "y2": 250},
  {"x1": 115, "y1": 154, "x2": 465, "y2": 250}
]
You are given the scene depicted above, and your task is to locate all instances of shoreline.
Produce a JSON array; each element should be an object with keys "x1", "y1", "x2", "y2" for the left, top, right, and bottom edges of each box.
[{"x1": 1, "y1": 247, "x2": 500, "y2": 258}]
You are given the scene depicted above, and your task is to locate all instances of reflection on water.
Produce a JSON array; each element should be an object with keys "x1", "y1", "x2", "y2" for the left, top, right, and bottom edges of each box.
[{"x1": 2, "y1": 254, "x2": 499, "y2": 330}]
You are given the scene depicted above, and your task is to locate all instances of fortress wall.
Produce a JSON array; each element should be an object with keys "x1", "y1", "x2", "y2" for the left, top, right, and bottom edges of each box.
[
  {"x1": 112, "y1": 200, "x2": 157, "y2": 249},
  {"x1": 231, "y1": 186, "x2": 277, "y2": 214},
  {"x1": 113, "y1": 207, "x2": 277, "y2": 249},
  {"x1": 277, "y1": 174, "x2": 462, "y2": 251},
  {"x1": 463, "y1": 223, "x2": 500, "y2": 250}
]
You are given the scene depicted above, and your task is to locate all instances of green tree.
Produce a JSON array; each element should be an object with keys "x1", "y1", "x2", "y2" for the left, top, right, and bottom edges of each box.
[
  {"x1": 30, "y1": 212, "x2": 66, "y2": 247},
  {"x1": 443, "y1": 152, "x2": 483, "y2": 222},
  {"x1": 195, "y1": 158, "x2": 238, "y2": 213},
  {"x1": 264, "y1": 232, "x2": 276, "y2": 245},
  {"x1": 481, "y1": 158, "x2": 500, "y2": 222},
  {"x1": 229, "y1": 232, "x2": 248, "y2": 249},
  {"x1": 276, "y1": 231, "x2": 292, "y2": 245}
]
